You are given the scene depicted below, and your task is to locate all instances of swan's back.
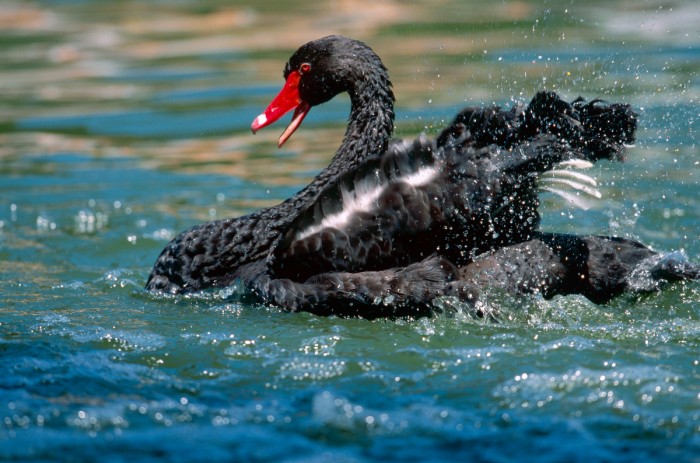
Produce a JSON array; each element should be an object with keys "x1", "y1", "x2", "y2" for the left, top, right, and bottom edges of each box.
[{"x1": 267, "y1": 92, "x2": 637, "y2": 281}]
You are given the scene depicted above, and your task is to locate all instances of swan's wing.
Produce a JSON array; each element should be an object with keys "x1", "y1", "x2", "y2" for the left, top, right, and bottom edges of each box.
[
  {"x1": 437, "y1": 91, "x2": 636, "y2": 161},
  {"x1": 268, "y1": 135, "x2": 449, "y2": 281}
]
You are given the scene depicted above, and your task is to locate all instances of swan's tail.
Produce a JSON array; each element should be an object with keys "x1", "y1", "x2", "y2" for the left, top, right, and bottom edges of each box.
[{"x1": 627, "y1": 250, "x2": 700, "y2": 293}]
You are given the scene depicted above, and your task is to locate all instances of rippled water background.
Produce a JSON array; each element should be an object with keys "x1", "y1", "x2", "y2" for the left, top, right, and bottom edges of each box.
[{"x1": 1, "y1": 1, "x2": 699, "y2": 461}]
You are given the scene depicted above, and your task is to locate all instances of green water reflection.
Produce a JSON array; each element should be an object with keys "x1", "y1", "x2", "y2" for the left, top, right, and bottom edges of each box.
[{"x1": 1, "y1": 1, "x2": 699, "y2": 462}]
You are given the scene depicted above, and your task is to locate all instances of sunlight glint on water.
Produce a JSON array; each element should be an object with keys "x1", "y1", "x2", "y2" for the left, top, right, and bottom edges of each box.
[{"x1": 1, "y1": 1, "x2": 699, "y2": 461}]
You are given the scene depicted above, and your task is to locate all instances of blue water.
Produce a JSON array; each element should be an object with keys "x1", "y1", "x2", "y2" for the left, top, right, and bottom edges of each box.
[{"x1": 2, "y1": 1, "x2": 700, "y2": 461}]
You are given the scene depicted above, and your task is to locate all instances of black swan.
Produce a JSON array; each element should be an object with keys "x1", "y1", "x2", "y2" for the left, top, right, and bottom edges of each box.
[{"x1": 146, "y1": 35, "x2": 698, "y2": 317}]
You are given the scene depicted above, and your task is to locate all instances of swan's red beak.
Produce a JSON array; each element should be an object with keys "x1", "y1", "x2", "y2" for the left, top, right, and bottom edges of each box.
[{"x1": 251, "y1": 70, "x2": 311, "y2": 148}]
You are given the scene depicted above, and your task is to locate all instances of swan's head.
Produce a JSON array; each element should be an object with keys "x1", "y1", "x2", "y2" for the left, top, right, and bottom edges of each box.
[{"x1": 251, "y1": 35, "x2": 387, "y2": 147}]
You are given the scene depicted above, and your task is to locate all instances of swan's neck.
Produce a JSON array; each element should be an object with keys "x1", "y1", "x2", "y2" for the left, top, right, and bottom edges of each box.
[
  {"x1": 319, "y1": 72, "x2": 395, "y2": 182},
  {"x1": 341, "y1": 76, "x2": 396, "y2": 166}
]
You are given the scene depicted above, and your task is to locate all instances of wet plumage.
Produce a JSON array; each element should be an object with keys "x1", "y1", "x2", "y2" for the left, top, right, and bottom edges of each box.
[{"x1": 146, "y1": 35, "x2": 698, "y2": 317}]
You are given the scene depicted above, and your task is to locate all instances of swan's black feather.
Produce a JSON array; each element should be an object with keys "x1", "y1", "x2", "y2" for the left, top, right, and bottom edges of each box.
[
  {"x1": 268, "y1": 90, "x2": 633, "y2": 282},
  {"x1": 145, "y1": 36, "x2": 696, "y2": 317},
  {"x1": 250, "y1": 255, "x2": 468, "y2": 318},
  {"x1": 454, "y1": 233, "x2": 700, "y2": 303}
]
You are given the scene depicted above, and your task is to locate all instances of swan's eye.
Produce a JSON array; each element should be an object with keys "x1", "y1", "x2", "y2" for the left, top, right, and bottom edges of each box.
[{"x1": 300, "y1": 63, "x2": 311, "y2": 74}]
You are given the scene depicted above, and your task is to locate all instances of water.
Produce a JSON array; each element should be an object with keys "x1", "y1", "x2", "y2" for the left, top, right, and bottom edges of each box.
[{"x1": 1, "y1": 1, "x2": 699, "y2": 461}]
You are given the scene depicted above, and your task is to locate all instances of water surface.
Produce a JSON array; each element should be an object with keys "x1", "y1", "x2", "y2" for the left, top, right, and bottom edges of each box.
[{"x1": 1, "y1": 1, "x2": 699, "y2": 461}]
